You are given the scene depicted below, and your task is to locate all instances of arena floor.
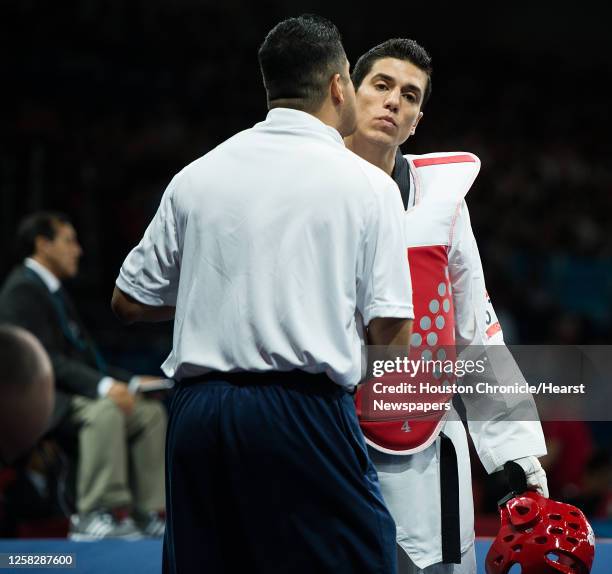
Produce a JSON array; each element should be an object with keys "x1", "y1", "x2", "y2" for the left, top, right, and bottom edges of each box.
[{"x1": 0, "y1": 538, "x2": 610, "y2": 573}]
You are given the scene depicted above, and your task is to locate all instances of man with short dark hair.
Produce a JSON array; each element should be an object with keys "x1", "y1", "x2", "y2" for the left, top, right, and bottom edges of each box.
[
  {"x1": 0, "y1": 212, "x2": 167, "y2": 539},
  {"x1": 258, "y1": 14, "x2": 353, "y2": 117},
  {"x1": 112, "y1": 15, "x2": 413, "y2": 574},
  {"x1": 0, "y1": 325, "x2": 54, "y2": 465},
  {"x1": 346, "y1": 39, "x2": 548, "y2": 574}
]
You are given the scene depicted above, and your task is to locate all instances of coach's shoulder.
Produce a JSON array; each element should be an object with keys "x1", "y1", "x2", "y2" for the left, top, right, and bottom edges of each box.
[{"x1": 344, "y1": 148, "x2": 396, "y2": 191}]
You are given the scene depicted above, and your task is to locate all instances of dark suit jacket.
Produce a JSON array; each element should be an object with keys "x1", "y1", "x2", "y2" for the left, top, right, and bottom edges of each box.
[{"x1": 0, "y1": 265, "x2": 131, "y2": 432}]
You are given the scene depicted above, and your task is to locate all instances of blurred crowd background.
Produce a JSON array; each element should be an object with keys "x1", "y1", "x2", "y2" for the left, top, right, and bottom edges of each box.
[{"x1": 1, "y1": 0, "x2": 610, "y2": 535}]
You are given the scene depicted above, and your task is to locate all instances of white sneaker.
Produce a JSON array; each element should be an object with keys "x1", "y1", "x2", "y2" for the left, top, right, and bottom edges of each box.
[{"x1": 69, "y1": 510, "x2": 143, "y2": 541}]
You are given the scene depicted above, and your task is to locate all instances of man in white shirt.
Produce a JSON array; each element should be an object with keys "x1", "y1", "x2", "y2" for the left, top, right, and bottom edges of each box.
[
  {"x1": 112, "y1": 15, "x2": 414, "y2": 574},
  {"x1": 0, "y1": 212, "x2": 166, "y2": 539},
  {"x1": 345, "y1": 39, "x2": 548, "y2": 574}
]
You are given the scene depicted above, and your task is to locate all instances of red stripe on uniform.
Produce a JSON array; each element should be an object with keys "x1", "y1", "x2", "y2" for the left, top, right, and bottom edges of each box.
[
  {"x1": 413, "y1": 155, "x2": 476, "y2": 167},
  {"x1": 486, "y1": 322, "x2": 502, "y2": 338}
]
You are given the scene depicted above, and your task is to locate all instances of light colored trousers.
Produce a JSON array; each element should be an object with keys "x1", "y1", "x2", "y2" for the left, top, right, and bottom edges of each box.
[
  {"x1": 397, "y1": 544, "x2": 476, "y2": 574},
  {"x1": 70, "y1": 396, "x2": 166, "y2": 514}
]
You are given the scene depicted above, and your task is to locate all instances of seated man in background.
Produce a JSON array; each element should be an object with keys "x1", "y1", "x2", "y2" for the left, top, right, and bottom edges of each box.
[
  {"x1": 0, "y1": 212, "x2": 166, "y2": 539},
  {"x1": 0, "y1": 324, "x2": 54, "y2": 466}
]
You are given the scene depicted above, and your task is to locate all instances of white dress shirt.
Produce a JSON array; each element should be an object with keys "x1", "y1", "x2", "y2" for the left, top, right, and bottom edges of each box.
[{"x1": 117, "y1": 108, "x2": 413, "y2": 389}]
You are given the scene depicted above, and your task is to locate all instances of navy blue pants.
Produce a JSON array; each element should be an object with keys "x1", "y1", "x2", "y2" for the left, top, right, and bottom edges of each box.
[{"x1": 162, "y1": 372, "x2": 397, "y2": 574}]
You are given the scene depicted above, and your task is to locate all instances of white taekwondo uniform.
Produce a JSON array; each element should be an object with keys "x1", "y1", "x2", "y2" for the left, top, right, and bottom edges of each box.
[{"x1": 361, "y1": 152, "x2": 547, "y2": 572}]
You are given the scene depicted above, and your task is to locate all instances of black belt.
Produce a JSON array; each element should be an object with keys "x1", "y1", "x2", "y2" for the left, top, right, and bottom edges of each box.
[{"x1": 440, "y1": 432, "x2": 461, "y2": 563}]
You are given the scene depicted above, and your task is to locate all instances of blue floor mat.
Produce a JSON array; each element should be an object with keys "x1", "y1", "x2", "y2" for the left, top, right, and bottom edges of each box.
[{"x1": 0, "y1": 537, "x2": 610, "y2": 573}]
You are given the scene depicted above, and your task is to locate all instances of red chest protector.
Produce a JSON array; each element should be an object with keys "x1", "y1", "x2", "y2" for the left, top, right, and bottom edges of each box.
[{"x1": 356, "y1": 153, "x2": 480, "y2": 454}]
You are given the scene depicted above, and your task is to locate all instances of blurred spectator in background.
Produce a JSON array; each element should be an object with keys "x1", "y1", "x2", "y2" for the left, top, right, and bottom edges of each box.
[
  {"x1": 0, "y1": 212, "x2": 166, "y2": 540},
  {"x1": 541, "y1": 420, "x2": 594, "y2": 500},
  {"x1": 0, "y1": 325, "x2": 54, "y2": 465},
  {"x1": 566, "y1": 450, "x2": 612, "y2": 519}
]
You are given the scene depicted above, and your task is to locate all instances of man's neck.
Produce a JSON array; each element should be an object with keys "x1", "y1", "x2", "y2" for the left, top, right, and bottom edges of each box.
[
  {"x1": 345, "y1": 134, "x2": 396, "y2": 176},
  {"x1": 268, "y1": 101, "x2": 342, "y2": 134}
]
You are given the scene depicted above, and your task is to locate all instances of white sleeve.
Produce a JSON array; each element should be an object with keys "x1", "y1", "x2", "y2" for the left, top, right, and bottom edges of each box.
[
  {"x1": 357, "y1": 179, "x2": 414, "y2": 326},
  {"x1": 116, "y1": 174, "x2": 182, "y2": 306},
  {"x1": 449, "y1": 201, "x2": 502, "y2": 347},
  {"x1": 449, "y1": 201, "x2": 547, "y2": 473}
]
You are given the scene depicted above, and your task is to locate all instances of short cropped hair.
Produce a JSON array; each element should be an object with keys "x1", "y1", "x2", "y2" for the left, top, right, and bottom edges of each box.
[
  {"x1": 352, "y1": 38, "x2": 433, "y2": 105},
  {"x1": 16, "y1": 211, "x2": 71, "y2": 260},
  {"x1": 258, "y1": 14, "x2": 347, "y2": 112}
]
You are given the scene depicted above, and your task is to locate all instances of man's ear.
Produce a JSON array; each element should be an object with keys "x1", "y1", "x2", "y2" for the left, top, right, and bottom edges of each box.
[
  {"x1": 330, "y1": 73, "x2": 345, "y2": 105},
  {"x1": 34, "y1": 235, "x2": 51, "y2": 255},
  {"x1": 410, "y1": 111, "x2": 424, "y2": 135}
]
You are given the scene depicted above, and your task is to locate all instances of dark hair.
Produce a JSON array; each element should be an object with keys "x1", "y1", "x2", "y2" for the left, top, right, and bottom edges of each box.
[
  {"x1": 352, "y1": 38, "x2": 433, "y2": 105},
  {"x1": 258, "y1": 14, "x2": 347, "y2": 112},
  {"x1": 16, "y1": 211, "x2": 71, "y2": 259}
]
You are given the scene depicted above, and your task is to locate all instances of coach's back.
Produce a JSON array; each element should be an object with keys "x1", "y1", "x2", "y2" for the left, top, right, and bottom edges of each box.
[{"x1": 116, "y1": 107, "x2": 411, "y2": 388}]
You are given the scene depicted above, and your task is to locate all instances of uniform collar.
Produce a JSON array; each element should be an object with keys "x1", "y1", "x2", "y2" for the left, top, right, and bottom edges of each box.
[
  {"x1": 261, "y1": 108, "x2": 345, "y2": 146},
  {"x1": 24, "y1": 257, "x2": 61, "y2": 293},
  {"x1": 392, "y1": 149, "x2": 412, "y2": 210}
]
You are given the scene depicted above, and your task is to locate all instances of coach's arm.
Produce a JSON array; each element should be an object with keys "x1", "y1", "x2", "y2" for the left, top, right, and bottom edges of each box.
[
  {"x1": 367, "y1": 317, "x2": 413, "y2": 348},
  {"x1": 111, "y1": 287, "x2": 176, "y2": 325}
]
